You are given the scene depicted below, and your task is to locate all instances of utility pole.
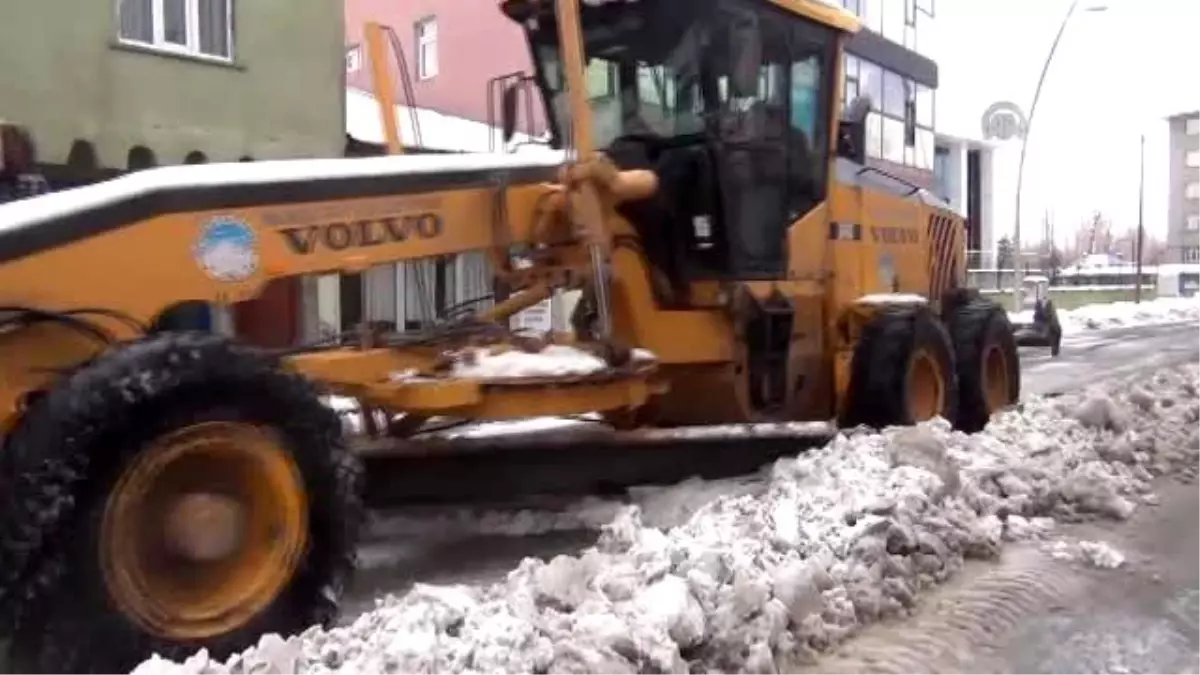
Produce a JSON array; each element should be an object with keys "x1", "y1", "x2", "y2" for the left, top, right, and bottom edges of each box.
[
  {"x1": 1010, "y1": 1, "x2": 1108, "y2": 311},
  {"x1": 1135, "y1": 133, "x2": 1146, "y2": 303}
]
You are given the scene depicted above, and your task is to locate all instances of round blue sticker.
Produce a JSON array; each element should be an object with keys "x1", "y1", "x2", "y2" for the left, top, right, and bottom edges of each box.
[{"x1": 194, "y1": 216, "x2": 259, "y2": 282}]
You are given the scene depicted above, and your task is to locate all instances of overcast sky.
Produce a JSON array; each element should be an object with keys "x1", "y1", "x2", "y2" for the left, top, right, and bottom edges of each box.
[{"x1": 930, "y1": 0, "x2": 1200, "y2": 246}]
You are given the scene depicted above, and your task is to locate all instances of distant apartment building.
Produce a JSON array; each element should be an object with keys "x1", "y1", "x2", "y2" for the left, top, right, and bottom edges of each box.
[
  {"x1": 1166, "y1": 110, "x2": 1200, "y2": 264},
  {"x1": 343, "y1": 0, "x2": 548, "y2": 140}
]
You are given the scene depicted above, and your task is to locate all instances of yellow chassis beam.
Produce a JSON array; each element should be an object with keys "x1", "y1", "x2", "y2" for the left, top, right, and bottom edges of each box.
[{"x1": 284, "y1": 348, "x2": 667, "y2": 420}]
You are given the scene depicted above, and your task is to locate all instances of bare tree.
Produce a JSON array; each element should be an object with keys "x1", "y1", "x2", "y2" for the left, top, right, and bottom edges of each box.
[
  {"x1": 1065, "y1": 211, "x2": 1115, "y2": 264},
  {"x1": 1142, "y1": 235, "x2": 1168, "y2": 265}
]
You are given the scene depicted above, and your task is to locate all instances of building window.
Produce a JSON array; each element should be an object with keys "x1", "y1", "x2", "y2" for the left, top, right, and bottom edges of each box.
[
  {"x1": 1185, "y1": 247, "x2": 1200, "y2": 263},
  {"x1": 932, "y1": 146, "x2": 950, "y2": 199},
  {"x1": 850, "y1": 57, "x2": 933, "y2": 170},
  {"x1": 862, "y1": 0, "x2": 883, "y2": 33},
  {"x1": 842, "y1": 54, "x2": 860, "y2": 108},
  {"x1": 841, "y1": 0, "x2": 861, "y2": 15},
  {"x1": 117, "y1": 0, "x2": 233, "y2": 60},
  {"x1": 903, "y1": 88, "x2": 917, "y2": 147},
  {"x1": 1187, "y1": 182, "x2": 1200, "y2": 201},
  {"x1": 1187, "y1": 117, "x2": 1200, "y2": 135},
  {"x1": 1187, "y1": 150, "x2": 1200, "y2": 168},
  {"x1": 415, "y1": 17, "x2": 438, "y2": 80},
  {"x1": 345, "y1": 44, "x2": 361, "y2": 73},
  {"x1": 1187, "y1": 214, "x2": 1200, "y2": 231},
  {"x1": 585, "y1": 59, "x2": 616, "y2": 100}
]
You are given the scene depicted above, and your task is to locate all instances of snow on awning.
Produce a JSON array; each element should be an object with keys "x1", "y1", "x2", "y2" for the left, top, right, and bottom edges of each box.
[{"x1": 345, "y1": 87, "x2": 560, "y2": 157}]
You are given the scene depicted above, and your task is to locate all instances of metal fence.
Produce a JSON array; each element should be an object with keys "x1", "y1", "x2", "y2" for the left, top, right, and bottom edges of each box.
[{"x1": 964, "y1": 249, "x2": 1158, "y2": 292}]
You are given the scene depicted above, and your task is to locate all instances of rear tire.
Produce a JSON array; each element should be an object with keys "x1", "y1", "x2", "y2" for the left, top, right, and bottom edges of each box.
[
  {"x1": 0, "y1": 332, "x2": 363, "y2": 674},
  {"x1": 841, "y1": 306, "x2": 959, "y2": 429},
  {"x1": 946, "y1": 298, "x2": 1021, "y2": 432}
]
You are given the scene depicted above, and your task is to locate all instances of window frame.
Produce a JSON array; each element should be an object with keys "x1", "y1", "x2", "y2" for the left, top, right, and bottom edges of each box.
[
  {"x1": 345, "y1": 44, "x2": 362, "y2": 73},
  {"x1": 116, "y1": 0, "x2": 235, "y2": 62},
  {"x1": 849, "y1": 56, "x2": 932, "y2": 168},
  {"x1": 415, "y1": 16, "x2": 438, "y2": 80},
  {"x1": 1186, "y1": 214, "x2": 1200, "y2": 231},
  {"x1": 1186, "y1": 117, "x2": 1200, "y2": 136},
  {"x1": 1187, "y1": 181, "x2": 1200, "y2": 201},
  {"x1": 1186, "y1": 150, "x2": 1200, "y2": 168}
]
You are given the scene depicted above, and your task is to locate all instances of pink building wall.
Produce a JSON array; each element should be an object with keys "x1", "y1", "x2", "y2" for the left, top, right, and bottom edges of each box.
[{"x1": 344, "y1": 0, "x2": 547, "y2": 133}]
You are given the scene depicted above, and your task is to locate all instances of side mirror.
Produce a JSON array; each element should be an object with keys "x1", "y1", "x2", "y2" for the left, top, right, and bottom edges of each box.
[
  {"x1": 836, "y1": 95, "x2": 874, "y2": 164},
  {"x1": 501, "y1": 83, "x2": 520, "y2": 144},
  {"x1": 844, "y1": 95, "x2": 873, "y2": 125}
]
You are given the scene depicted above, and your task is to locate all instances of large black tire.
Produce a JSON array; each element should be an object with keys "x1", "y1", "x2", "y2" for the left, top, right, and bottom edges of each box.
[
  {"x1": 0, "y1": 332, "x2": 364, "y2": 673},
  {"x1": 841, "y1": 306, "x2": 959, "y2": 429},
  {"x1": 946, "y1": 298, "x2": 1021, "y2": 433}
]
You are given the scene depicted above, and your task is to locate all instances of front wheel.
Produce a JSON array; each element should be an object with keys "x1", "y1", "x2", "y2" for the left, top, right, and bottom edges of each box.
[
  {"x1": 947, "y1": 298, "x2": 1021, "y2": 432},
  {"x1": 841, "y1": 306, "x2": 959, "y2": 429},
  {"x1": 0, "y1": 333, "x2": 363, "y2": 673}
]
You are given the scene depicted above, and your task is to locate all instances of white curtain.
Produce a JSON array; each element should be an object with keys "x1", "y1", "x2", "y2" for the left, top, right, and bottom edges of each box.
[
  {"x1": 119, "y1": 0, "x2": 153, "y2": 42},
  {"x1": 198, "y1": 0, "x2": 230, "y2": 56}
]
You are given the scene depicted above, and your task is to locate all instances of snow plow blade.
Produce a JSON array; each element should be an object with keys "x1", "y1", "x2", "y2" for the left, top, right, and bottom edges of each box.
[{"x1": 350, "y1": 421, "x2": 837, "y2": 506}]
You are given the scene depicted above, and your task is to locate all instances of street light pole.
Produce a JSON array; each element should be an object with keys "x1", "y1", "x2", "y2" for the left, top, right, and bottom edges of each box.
[
  {"x1": 1012, "y1": 0, "x2": 1106, "y2": 311},
  {"x1": 1135, "y1": 132, "x2": 1145, "y2": 303}
]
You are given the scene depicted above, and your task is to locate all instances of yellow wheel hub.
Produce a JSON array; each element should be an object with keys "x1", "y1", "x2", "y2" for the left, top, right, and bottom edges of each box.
[
  {"x1": 907, "y1": 348, "x2": 946, "y2": 421},
  {"x1": 100, "y1": 421, "x2": 308, "y2": 641},
  {"x1": 982, "y1": 343, "x2": 1011, "y2": 413}
]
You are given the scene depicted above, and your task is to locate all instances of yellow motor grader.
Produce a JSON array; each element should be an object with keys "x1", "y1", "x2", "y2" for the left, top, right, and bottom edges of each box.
[{"x1": 0, "y1": 0, "x2": 1018, "y2": 670}]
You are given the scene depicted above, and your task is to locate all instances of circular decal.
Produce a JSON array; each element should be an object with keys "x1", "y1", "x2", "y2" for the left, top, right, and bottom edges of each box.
[{"x1": 194, "y1": 216, "x2": 259, "y2": 282}]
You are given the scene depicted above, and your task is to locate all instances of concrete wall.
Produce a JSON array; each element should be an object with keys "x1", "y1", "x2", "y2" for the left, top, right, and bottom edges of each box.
[
  {"x1": 345, "y1": 0, "x2": 546, "y2": 134},
  {"x1": 0, "y1": 0, "x2": 346, "y2": 167}
]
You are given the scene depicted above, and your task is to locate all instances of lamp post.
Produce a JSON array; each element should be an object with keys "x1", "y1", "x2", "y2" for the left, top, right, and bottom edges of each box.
[
  {"x1": 1135, "y1": 132, "x2": 1145, "y2": 302},
  {"x1": 1011, "y1": 1, "x2": 1108, "y2": 311}
]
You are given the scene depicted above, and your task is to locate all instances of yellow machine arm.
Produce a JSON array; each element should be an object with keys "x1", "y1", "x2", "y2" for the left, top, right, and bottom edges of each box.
[
  {"x1": 363, "y1": 21, "x2": 406, "y2": 155},
  {"x1": 0, "y1": 151, "x2": 657, "y2": 434}
]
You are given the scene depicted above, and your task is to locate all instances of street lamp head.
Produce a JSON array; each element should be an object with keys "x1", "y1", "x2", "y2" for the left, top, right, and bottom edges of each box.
[{"x1": 1083, "y1": 5, "x2": 1109, "y2": 11}]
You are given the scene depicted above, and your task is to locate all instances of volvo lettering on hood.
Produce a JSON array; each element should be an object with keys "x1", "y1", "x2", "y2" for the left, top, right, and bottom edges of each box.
[{"x1": 277, "y1": 213, "x2": 444, "y2": 255}]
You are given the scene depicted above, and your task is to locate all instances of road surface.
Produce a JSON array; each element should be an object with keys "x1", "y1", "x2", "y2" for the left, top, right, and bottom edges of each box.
[
  {"x1": 344, "y1": 321, "x2": 1200, "y2": 619},
  {"x1": 799, "y1": 477, "x2": 1199, "y2": 674},
  {"x1": 1020, "y1": 322, "x2": 1200, "y2": 397}
]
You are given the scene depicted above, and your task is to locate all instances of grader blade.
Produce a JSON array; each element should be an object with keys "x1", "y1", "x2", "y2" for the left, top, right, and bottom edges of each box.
[{"x1": 349, "y1": 420, "x2": 837, "y2": 506}]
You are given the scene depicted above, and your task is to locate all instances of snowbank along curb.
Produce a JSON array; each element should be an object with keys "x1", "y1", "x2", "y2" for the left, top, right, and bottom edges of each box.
[{"x1": 134, "y1": 363, "x2": 1200, "y2": 675}]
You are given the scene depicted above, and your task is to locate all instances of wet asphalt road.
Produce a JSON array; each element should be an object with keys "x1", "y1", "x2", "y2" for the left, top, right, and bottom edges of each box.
[
  {"x1": 1019, "y1": 322, "x2": 1199, "y2": 397},
  {"x1": 801, "y1": 478, "x2": 1199, "y2": 674}
]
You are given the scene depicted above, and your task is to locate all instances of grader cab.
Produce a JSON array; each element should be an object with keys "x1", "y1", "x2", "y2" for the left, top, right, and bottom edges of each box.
[{"x1": 0, "y1": 0, "x2": 1018, "y2": 671}]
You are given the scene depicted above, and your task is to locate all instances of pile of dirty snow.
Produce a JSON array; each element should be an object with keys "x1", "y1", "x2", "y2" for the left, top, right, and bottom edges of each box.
[
  {"x1": 320, "y1": 344, "x2": 658, "y2": 435},
  {"x1": 449, "y1": 345, "x2": 657, "y2": 381},
  {"x1": 1010, "y1": 296, "x2": 1200, "y2": 335},
  {"x1": 133, "y1": 364, "x2": 1199, "y2": 675}
]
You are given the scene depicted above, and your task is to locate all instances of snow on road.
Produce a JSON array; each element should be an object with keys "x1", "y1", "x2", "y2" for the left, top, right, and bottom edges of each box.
[
  {"x1": 134, "y1": 363, "x2": 1200, "y2": 675},
  {"x1": 1009, "y1": 295, "x2": 1200, "y2": 335}
]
